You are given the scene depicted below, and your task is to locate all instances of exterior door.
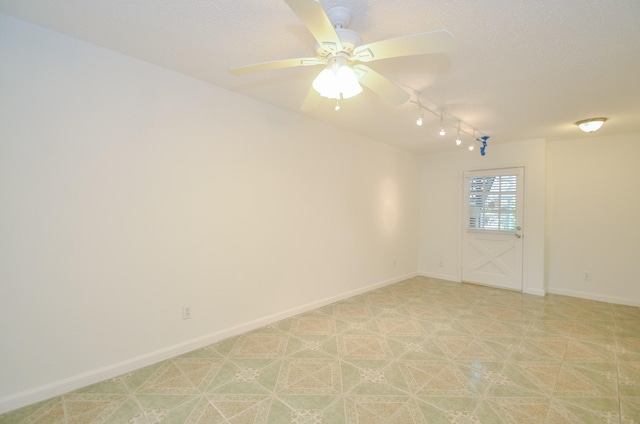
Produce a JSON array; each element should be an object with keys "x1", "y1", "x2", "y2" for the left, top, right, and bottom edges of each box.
[{"x1": 462, "y1": 168, "x2": 524, "y2": 291}]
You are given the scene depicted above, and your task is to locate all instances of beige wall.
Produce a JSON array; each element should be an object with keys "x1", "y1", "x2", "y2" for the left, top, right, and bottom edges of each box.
[
  {"x1": 546, "y1": 132, "x2": 640, "y2": 305},
  {"x1": 0, "y1": 14, "x2": 420, "y2": 412}
]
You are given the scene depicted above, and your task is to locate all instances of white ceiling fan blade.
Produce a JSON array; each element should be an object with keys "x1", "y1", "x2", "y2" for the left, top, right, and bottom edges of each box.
[
  {"x1": 229, "y1": 57, "x2": 323, "y2": 75},
  {"x1": 354, "y1": 65, "x2": 409, "y2": 105},
  {"x1": 284, "y1": 0, "x2": 343, "y2": 53},
  {"x1": 353, "y1": 30, "x2": 454, "y2": 62},
  {"x1": 300, "y1": 86, "x2": 322, "y2": 111}
]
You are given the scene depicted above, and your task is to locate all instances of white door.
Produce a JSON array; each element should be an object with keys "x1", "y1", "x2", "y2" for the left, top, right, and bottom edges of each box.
[{"x1": 462, "y1": 168, "x2": 524, "y2": 291}]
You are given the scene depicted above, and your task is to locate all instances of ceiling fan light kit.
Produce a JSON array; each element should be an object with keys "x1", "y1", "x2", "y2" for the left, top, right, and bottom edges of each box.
[
  {"x1": 576, "y1": 117, "x2": 607, "y2": 132},
  {"x1": 312, "y1": 55, "x2": 362, "y2": 99}
]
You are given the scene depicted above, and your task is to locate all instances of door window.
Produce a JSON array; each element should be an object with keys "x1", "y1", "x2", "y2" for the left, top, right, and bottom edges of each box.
[{"x1": 468, "y1": 174, "x2": 518, "y2": 231}]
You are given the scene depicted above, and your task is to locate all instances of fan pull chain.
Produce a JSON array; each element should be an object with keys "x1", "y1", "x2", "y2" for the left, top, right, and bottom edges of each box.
[{"x1": 335, "y1": 98, "x2": 341, "y2": 111}]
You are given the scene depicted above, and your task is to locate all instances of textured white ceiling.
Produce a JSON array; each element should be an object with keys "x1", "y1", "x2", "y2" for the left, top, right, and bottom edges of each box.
[{"x1": 1, "y1": 0, "x2": 639, "y2": 153}]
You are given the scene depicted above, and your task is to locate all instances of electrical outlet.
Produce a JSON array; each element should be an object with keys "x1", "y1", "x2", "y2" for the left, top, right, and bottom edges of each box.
[
  {"x1": 182, "y1": 306, "x2": 192, "y2": 320},
  {"x1": 438, "y1": 260, "x2": 444, "y2": 268},
  {"x1": 583, "y1": 272, "x2": 591, "y2": 281}
]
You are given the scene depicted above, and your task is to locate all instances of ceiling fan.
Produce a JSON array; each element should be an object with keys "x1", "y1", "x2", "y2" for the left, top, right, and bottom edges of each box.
[{"x1": 230, "y1": 0, "x2": 454, "y2": 110}]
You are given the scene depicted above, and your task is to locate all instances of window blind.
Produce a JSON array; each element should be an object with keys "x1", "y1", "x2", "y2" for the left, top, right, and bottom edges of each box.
[{"x1": 468, "y1": 174, "x2": 517, "y2": 231}]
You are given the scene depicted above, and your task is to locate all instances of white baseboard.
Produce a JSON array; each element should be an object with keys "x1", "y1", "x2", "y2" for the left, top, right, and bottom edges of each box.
[
  {"x1": 0, "y1": 272, "x2": 417, "y2": 414},
  {"x1": 546, "y1": 287, "x2": 640, "y2": 307},
  {"x1": 523, "y1": 287, "x2": 546, "y2": 297},
  {"x1": 421, "y1": 272, "x2": 547, "y2": 298},
  {"x1": 418, "y1": 271, "x2": 461, "y2": 283}
]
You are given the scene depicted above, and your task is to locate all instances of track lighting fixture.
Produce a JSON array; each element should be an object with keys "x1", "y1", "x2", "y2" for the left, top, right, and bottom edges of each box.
[{"x1": 409, "y1": 92, "x2": 489, "y2": 155}]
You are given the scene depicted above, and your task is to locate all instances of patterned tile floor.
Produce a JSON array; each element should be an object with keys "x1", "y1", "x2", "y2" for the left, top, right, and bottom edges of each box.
[{"x1": 2, "y1": 276, "x2": 640, "y2": 423}]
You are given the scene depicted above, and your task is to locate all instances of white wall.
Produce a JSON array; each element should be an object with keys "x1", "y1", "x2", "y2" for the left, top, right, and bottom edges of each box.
[
  {"x1": 0, "y1": 14, "x2": 420, "y2": 412},
  {"x1": 419, "y1": 139, "x2": 546, "y2": 296},
  {"x1": 546, "y1": 132, "x2": 640, "y2": 305}
]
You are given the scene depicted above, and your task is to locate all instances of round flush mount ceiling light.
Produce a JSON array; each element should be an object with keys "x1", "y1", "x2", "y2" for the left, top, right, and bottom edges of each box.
[{"x1": 576, "y1": 117, "x2": 607, "y2": 133}]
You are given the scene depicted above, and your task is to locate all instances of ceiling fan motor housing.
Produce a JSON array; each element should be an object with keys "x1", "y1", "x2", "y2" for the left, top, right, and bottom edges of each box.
[{"x1": 314, "y1": 27, "x2": 362, "y2": 58}]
